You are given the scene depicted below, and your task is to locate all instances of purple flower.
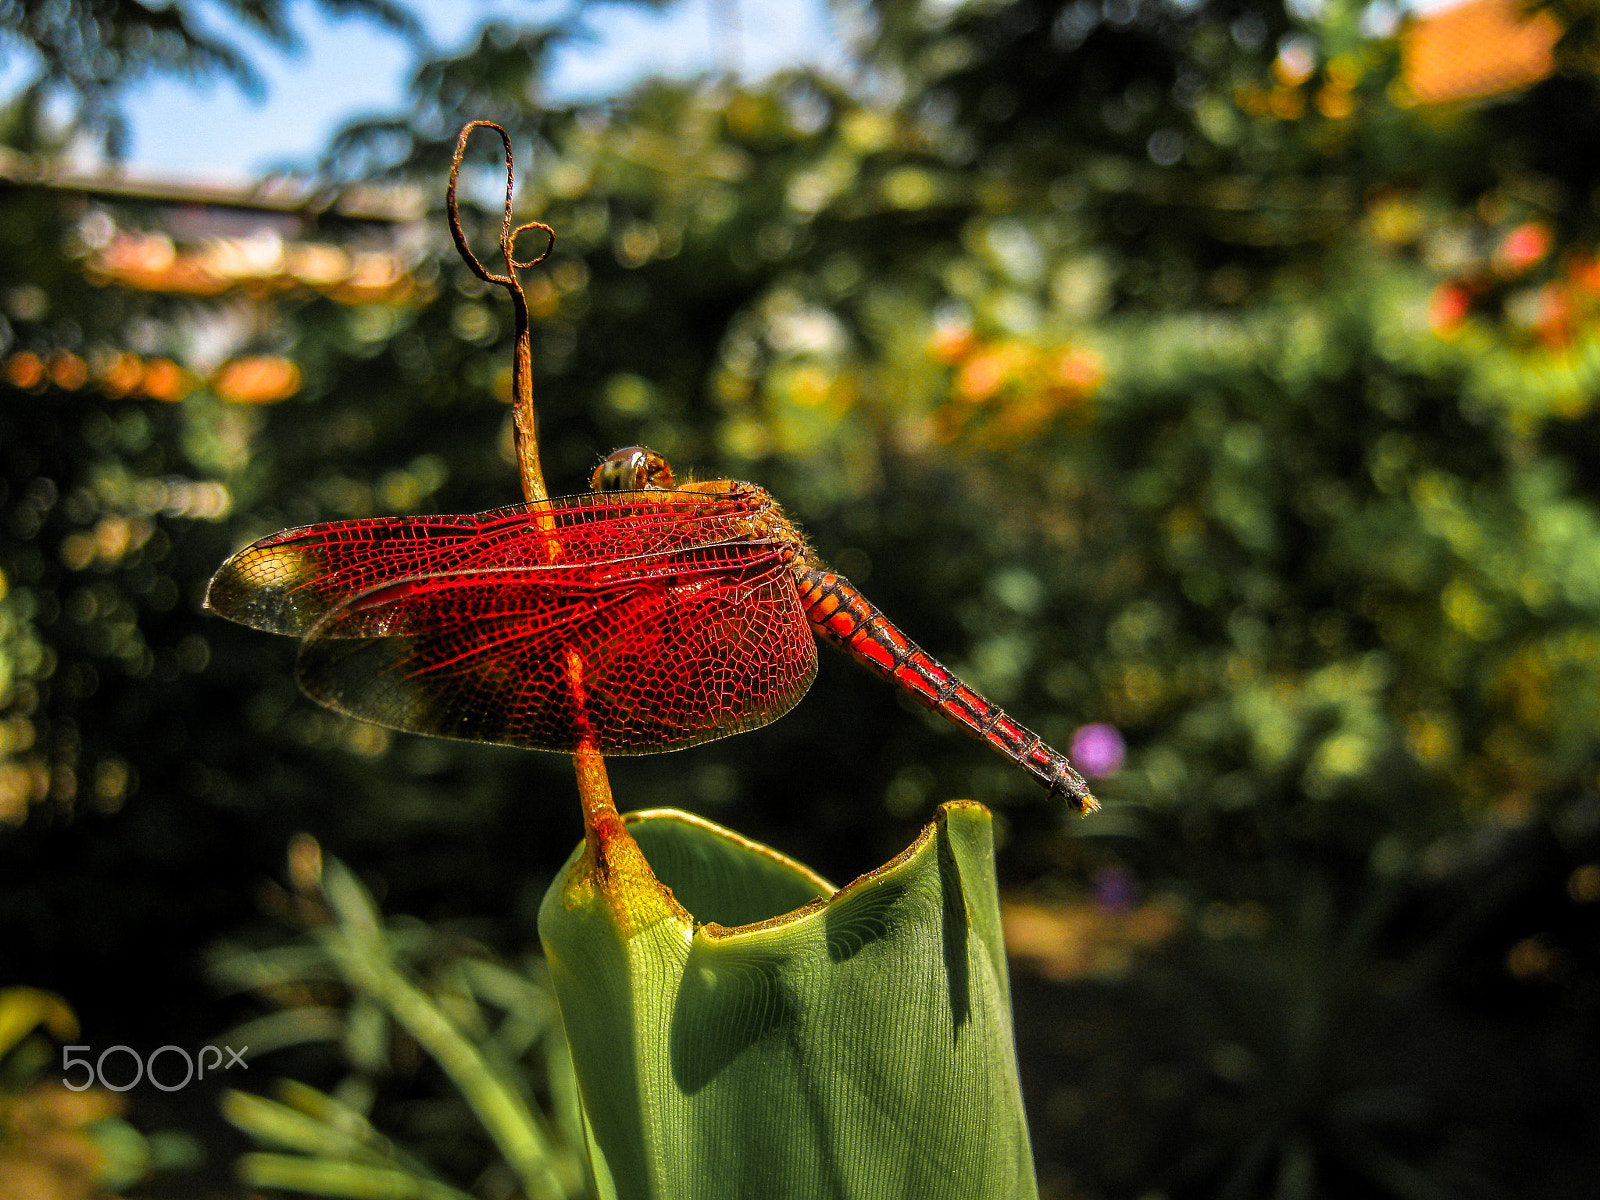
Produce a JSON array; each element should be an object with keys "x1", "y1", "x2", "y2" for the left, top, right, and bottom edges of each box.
[
  {"x1": 1070, "y1": 723, "x2": 1125, "y2": 778},
  {"x1": 1093, "y1": 864, "x2": 1138, "y2": 913}
]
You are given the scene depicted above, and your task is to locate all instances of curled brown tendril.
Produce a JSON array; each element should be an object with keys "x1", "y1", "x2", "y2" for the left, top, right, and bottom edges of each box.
[
  {"x1": 447, "y1": 120, "x2": 555, "y2": 503},
  {"x1": 447, "y1": 125, "x2": 617, "y2": 835}
]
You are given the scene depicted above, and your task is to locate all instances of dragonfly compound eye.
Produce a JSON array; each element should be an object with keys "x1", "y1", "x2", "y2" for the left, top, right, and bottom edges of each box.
[{"x1": 591, "y1": 446, "x2": 676, "y2": 492}]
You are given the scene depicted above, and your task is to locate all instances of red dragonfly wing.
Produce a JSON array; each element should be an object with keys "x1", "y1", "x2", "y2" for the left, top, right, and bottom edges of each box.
[
  {"x1": 207, "y1": 484, "x2": 775, "y2": 637},
  {"x1": 294, "y1": 541, "x2": 818, "y2": 753}
]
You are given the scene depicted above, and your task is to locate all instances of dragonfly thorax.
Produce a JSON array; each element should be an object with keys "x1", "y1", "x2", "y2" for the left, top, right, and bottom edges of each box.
[{"x1": 590, "y1": 446, "x2": 818, "y2": 568}]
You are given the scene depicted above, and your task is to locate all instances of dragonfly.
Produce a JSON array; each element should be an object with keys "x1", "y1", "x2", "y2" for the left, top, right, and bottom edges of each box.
[{"x1": 207, "y1": 446, "x2": 1095, "y2": 812}]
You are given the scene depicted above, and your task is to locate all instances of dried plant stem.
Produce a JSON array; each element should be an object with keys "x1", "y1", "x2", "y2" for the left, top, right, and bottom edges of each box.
[
  {"x1": 447, "y1": 122, "x2": 613, "y2": 831},
  {"x1": 573, "y1": 738, "x2": 619, "y2": 842},
  {"x1": 447, "y1": 120, "x2": 555, "y2": 505}
]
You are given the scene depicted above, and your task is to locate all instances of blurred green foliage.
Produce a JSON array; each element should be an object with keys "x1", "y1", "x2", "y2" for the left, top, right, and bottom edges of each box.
[
  {"x1": 3, "y1": 0, "x2": 1600, "y2": 1197},
  {"x1": 211, "y1": 841, "x2": 586, "y2": 1200}
]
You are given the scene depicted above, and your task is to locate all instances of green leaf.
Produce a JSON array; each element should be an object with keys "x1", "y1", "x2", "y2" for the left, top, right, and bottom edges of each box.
[
  {"x1": 539, "y1": 801, "x2": 1038, "y2": 1200},
  {"x1": 222, "y1": 1087, "x2": 394, "y2": 1165},
  {"x1": 309, "y1": 861, "x2": 574, "y2": 1200},
  {"x1": 237, "y1": 1153, "x2": 477, "y2": 1200},
  {"x1": 0, "y1": 986, "x2": 78, "y2": 1058}
]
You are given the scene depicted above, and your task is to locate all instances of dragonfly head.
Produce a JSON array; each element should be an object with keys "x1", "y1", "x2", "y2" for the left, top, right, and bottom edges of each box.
[{"x1": 591, "y1": 446, "x2": 676, "y2": 493}]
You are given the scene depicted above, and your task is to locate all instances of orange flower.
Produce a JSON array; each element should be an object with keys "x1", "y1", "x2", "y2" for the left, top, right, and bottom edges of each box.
[
  {"x1": 928, "y1": 323, "x2": 975, "y2": 364},
  {"x1": 97, "y1": 353, "x2": 144, "y2": 398},
  {"x1": 1046, "y1": 346, "x2": 1105, "y2": 397},
  {"x1": 1494, "y1": 221, "x2": 1551, "y2": 278},
  {"x1": 4, "y1": 351, "x2": 45, "y2": 390},
  {"x1": 139, "y1": 358, "x2": 194, "y2": 402},
  {"x1": 1568, "y1": 253, "x2": 1600, "y2": 295},
  {"x1": 1429, "y1": 281, "x2": 1473, "y2": 333},
  {"x1": 955, "y1": 342, "x2": 1030, "y2": 404},
  {"x1": 1534, "y1": 283, "x2": 1575, "y2": 348},
  {"x1": 47, "y1": 352, "x2": 88, "y2": 391},
  {"x1": 213, "y1": 356, "x2": 302, "y2": 405}
]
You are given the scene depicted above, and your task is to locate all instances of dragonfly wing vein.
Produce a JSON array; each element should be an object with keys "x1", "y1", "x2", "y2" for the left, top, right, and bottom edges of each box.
[
  {"x1": 207, "y1": 489, "x2": 779, "y2": 636},
  {"x1": 297, "y1": 548, "x2": 816, "y2": 753}
]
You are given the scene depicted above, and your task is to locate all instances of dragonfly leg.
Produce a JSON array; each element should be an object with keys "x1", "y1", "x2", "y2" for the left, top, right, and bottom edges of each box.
[{"x1": 791, "y1": 567, "x2": 1096, "y2": 813}]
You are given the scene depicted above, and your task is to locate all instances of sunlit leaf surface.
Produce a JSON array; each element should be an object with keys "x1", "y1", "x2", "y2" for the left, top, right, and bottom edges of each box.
[{"x1": 540, "y1": 803, "x2": 1037, "y2": 1200}]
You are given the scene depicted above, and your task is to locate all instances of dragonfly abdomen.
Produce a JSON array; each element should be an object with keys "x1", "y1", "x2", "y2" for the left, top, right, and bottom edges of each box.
[{"x1": 791, "y1": 566, "x2": 1096, "y2": 813}]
